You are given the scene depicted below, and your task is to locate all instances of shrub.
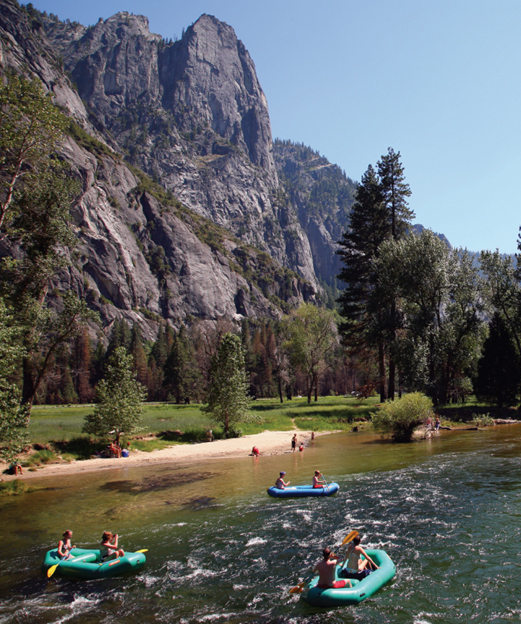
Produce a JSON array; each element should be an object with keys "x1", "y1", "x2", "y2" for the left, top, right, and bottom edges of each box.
[{"x1": 372, "y1": 392, "x2": 434, "y2": 442}]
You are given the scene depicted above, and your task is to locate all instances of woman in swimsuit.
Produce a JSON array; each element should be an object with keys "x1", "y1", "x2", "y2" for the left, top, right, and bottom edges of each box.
[
  {"x1": 100, "y1": 531, "x2": 125, "y2": 560},
  {"x1": 312, "y1": 470, "x2": 326, "y2": 488},
  {"x1": 58, "y1": 530, "x2": 74, "y2": 560},
  {"x1": 341, "y1": 536, "x2": 378, "y2": 578}
]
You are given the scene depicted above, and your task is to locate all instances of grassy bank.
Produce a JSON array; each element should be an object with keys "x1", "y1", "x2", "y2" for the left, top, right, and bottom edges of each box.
[{"x1": 22, "y1": 396, "x2": 378, "y2": 461}]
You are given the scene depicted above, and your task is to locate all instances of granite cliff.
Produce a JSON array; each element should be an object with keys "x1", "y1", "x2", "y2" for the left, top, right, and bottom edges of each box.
[{"x1": 0, "y1": 1, "x2": 354, "y2": 334}]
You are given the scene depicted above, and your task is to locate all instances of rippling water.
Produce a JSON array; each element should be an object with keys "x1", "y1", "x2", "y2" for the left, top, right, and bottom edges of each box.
[{"x1": 1, "y1": 426, "x2": 521, "y2": 623}]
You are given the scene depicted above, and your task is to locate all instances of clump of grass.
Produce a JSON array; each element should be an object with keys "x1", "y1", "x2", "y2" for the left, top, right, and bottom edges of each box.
[
  {"x1": 0, "y1": 480, "x2": 34, "y2": 496},
  {"x1": 24, "y1": 449, "x2": 57, "y2": 467},
  {"x1": 472, "y1": 413, "x2": 494, "y2": 427}
]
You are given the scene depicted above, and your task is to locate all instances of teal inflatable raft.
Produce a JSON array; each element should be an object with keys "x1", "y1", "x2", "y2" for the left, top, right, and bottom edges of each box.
[
  {"x1": 42, "y1": 548, "x2": 146, "y2": 580},
  {"x1": 301, "y1": 549, "x2": 395, "y2": 607}
]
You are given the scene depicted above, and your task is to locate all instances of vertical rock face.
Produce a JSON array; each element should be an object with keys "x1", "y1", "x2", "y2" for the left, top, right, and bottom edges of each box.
[
  {"x1": 50, "y1": 11, "x2": 319, "y2": 286},
  {"x1": 0, "y1": 3, "x2": 356, "y2": 334}
]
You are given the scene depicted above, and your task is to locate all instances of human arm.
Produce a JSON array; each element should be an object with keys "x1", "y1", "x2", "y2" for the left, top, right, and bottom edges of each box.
[{"x1": 359, "y1": 547, "x2": 379, "y2": 569}]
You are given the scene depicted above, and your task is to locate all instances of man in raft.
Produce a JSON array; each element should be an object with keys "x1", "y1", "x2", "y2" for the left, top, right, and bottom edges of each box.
[
  {"x1": 275, "y1": 471, "x2": 290, "y2": 489},
  {"x1": 313, "y1": 548, "x2": 352, "y2": 589}
]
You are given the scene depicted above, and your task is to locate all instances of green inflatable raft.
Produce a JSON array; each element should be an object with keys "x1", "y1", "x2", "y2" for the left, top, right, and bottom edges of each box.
[
  {"x1": 42, "y1": 548, "x2": 146, "y2": 580},
  {"x1": 301, "y1": 549, "x2": 395, "y2": 607}
]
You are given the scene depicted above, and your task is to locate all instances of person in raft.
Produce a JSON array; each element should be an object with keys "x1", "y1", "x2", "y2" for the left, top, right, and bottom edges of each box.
[
  {"x1": 314, "y1": 547, "x2": 352, "y2": 589},
  {"x1": 312, "y1": 470, "x2": 326, "y2": 488},
  {"x1": 100, "y1": 531, "x2": 125, "y2": 560},
  {"x1": 58, "y1": 530, "x2": 75, "y2": 560},
  {"x1": 275, "y1": 471, "x2": 290, "y2": 489},
  {"x1": 340, "y1": 536, "x2": 379, "y2": 579}
]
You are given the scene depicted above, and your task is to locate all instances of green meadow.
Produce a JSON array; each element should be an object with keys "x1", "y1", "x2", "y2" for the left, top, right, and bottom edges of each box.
[{"x1": 26, "y1": 396, "x2": 379, "y2": 458}]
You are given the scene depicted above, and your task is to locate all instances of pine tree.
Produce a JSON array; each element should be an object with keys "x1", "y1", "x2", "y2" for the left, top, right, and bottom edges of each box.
[
  {"x1": 163, "y1": 326, "x2": 200, "y2": 403},
  {"x1": 475, "y1": 312, "x2": 520, "y2": 407}
]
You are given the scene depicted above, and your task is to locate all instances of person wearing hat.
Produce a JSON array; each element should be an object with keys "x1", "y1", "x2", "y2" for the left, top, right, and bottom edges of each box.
[{"x1": 275, "y1": 471, "x2": 290, "y2": 489}]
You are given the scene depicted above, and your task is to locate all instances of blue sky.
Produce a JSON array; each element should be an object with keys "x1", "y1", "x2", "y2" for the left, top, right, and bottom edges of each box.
[{"x1": 30, "y1": 0, "x2": 521, "y2": 253}]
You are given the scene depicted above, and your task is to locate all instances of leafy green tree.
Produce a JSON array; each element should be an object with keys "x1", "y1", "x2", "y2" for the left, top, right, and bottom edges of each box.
[
  {"x1": 0, "y1": 299, "x2": 29, "y2": 463},
  {"x1": 475, "y1": 312, "x2": 520, "y2": 407},
  {"x1": 372, "y1": 392, "x2": 434, "y2": 442},
  {"x1": 375, "y1": 230, "x2": 487, "y2": 404},
  {"x1": 282, "y1": 304, "x2": 337, "y2": 403},
  {"x1": 202, "y1": 333, "x2": 252, "y2": 437},
  {"x1": 480, "y1": 250, "x2": 521, "y2": 355},
  {"x1": 0, "y1": 73, "x2": 95, "y2": 408},
  {"x1": 83, "y1": 347, "x2": 147, "y2": 444}
]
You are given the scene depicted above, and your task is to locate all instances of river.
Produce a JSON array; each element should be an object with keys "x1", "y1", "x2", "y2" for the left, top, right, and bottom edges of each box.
[{"x1": 1, "y1": 425, "x2": 521, "y2": 623}]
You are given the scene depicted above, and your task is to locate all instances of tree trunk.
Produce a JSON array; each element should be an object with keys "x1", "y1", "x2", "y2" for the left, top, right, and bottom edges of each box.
[{"x1": 378, "y1": 341, "x2": 387, "y2": 402}]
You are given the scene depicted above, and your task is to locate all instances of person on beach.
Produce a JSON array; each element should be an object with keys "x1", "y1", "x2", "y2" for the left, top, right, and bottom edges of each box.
[
  {"x1": 100, "y1": 531, "x2": 125, "y2": 560},
  {"x1": 275, "y1": 471, "x2": 290, "y2": 489},
  {"x1": 10, "y1": 462, "x2": 23, "y2": 475},
  {"x1": 311, "y1": 431, "x2": 315, "y2": 441},
  {"x1": 299, "y1": 443, "x2": 304, "y2": 452},
  {"x1": 340, "y1": 536, "x2": 378, "y2": 579},
  {"x1": 58, "y1": 530, "x2": 75, "y2": 559},
  {"x1": 291, "y1": 434, "x2": 297, "y2": 452},
  {"x1": 312, "y1": 470, "x2": 326, "y2": 488},
  {"x1": 313, "y1": 547, "x2": 351, "y2": 589},
  {"x1": 252, "y1": 446, "x2": 260, "y2": 457},
  {"x1": 434, "y1": 416, "x2": 441, "y2": 431}
]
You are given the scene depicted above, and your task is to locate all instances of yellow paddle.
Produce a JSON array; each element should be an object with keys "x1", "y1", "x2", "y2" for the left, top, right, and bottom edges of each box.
[
  {"x1": 47, "y1": 553, "x2": 92, "y2": 578},
  {"x1": 288, "y1": 530, "x2": 359, "y2": 594}
]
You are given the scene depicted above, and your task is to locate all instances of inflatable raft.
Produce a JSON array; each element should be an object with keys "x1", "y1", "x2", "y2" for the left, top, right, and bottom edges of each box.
[
  {"x1": 301, "y1": 549, "x2": 395, "y2": 607},
  {"x1": 42, "y1": 548, "x2": 146, "y2": 580},
  {"x1": 267, "y1": 483, "x2": 339, "y2": 498}
]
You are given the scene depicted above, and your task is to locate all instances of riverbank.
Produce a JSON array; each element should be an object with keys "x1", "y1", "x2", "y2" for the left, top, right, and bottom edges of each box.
[{"x1": 1, "y1": 429, "x2": 321, "y2": 481}]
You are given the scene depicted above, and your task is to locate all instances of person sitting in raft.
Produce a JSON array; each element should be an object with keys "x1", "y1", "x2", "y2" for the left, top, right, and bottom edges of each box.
[
  {"x1": 58, "y1": 530, "x2": 75, "y2": 560},
  {"x1": 100, "y1": 531, "x2": 125, "y2": 560},
  {"x1": 275, "y1": 471, "x2": 290, "y2": 489},
  {"x1": 340, "y1": 536, "x2": 379, "y2": 579},
  {"x1": 312, "y1": 470, "x2": 326, "y2": 488},
  {"x1": 314, "y1": 547, "x2": 352, "y2": 589}
]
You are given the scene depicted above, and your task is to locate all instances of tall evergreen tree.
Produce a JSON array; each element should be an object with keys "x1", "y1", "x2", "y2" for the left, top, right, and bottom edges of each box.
[
  {"x1": 163, "y1": 326, "x2": 200, "y2": 403},
  {"x1": 475, "y1": 312, "x2": 520, "y2": 407}
]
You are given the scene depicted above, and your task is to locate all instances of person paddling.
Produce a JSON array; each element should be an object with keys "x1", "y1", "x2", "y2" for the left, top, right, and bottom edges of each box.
[
  {"x1": 312, "y1": 470, "x2": 326, "y2": 488},
  {"x1": 275, "y1": 471, "x2": 290, "y2": 489},
  {"x1": 313, "y1": 547, "x2": 351, "y2": 589}
]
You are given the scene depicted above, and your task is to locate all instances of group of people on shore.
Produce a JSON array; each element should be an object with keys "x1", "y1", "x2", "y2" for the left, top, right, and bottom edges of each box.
[
  {"x1": 291, "y1": 432, "x2": 315, "y2": 452},
  {"x1": 57, "y1": 530, "x2": 124, "y2": 561}
]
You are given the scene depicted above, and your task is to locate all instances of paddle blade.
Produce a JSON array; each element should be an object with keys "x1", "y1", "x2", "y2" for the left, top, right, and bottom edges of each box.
[
  {"x1": 47, "y1": 564, "x2": 59, "y2": 578},
  {"x1": 289, "y1": 582, "x2": 305, "y2": 594},
  {"x1": 341, "y1": 530, "x2": 359, "y2": 546},
  {"x1": 136, "y1": 549, "x2": 148, "y2": 553}
]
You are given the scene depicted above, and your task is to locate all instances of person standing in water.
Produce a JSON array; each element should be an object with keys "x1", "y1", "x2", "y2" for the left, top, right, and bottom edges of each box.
[{"x1": 291, "y1": 434, "x2": 297, "y2": 452}]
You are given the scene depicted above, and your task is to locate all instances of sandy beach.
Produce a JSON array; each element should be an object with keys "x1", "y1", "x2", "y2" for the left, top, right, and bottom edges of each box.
[{"x1": 1, "y1": 430, "x2": 320, "y2": 482}]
